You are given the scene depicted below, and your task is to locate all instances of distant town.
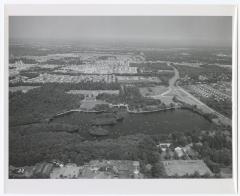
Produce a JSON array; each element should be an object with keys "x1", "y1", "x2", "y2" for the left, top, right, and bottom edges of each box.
[{"x1": 9, "y1": 42, "x2": 232, "y2": 179}]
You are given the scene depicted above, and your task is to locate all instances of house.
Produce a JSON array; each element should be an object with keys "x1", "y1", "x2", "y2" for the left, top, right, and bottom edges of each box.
[
  {"x1": 157, "y1": 143, "x2": 171, "y2": 152},
  {"x1": 174, "y1": 147, "x2": 185, "y2": 159}
]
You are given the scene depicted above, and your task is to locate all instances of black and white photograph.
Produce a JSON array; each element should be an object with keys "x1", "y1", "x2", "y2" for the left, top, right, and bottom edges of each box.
[{"x1": 8, "y1": 14, "x2": 234, "y2": 181}]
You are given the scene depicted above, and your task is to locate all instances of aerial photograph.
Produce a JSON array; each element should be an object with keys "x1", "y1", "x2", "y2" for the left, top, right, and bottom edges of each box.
[{"x1": 8, "y1": 16, "x2": 232, "y2": 179}]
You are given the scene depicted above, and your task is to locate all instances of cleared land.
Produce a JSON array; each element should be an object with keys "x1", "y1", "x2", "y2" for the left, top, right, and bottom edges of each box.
[
  {"x1": 139, "y1": 86, "x2": 168, "y2": 97},
  {"x1": 162, "y1": 160, "x2": 213, "y2": 177},
  {"x1": 80, "y1": 100, "x2": 108, "y2": 110}
]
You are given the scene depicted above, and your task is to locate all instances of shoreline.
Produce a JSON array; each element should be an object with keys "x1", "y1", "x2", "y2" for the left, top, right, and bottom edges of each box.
[{"x1": 128, "y1": 106, "x2": 180, "y2": 114}]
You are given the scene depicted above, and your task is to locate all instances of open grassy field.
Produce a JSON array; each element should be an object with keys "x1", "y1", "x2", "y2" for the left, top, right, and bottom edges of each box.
[
  {"x1": 139, "y1": 85, "x2": 168, "y2": 97},
  {"x1": 162, "y1": 160, "x2": 213, "y2": 177},
  {"x1": 80, "y1": 99, "x2": 108, "y2": 110}
]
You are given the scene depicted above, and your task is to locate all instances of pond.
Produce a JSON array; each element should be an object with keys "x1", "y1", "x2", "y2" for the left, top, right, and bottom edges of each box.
[{"x1": 52, "y1": 109, "x2": 217, "y2": 139}]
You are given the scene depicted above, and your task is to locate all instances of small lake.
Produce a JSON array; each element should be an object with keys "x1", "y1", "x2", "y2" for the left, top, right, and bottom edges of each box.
[{"x1": 52, "y1": 109, "x2": 217, "y2": 139}]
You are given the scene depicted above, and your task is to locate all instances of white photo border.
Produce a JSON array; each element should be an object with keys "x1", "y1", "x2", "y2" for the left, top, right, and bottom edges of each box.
[{"x1": 3, "y1": 3, "x2": 238, "y2": 194}]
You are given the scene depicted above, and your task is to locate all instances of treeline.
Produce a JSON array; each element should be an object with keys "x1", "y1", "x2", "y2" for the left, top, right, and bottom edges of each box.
[
  {"x1": 10, "y1": 45, "x2": 51, "y2": 57},
  {"x1": 97, "y1": 55, "x2": 116, "y2": 60},
  {"x1": 9, "y1": 56, "x2": 84, "y2": 66},
  {"x1": 57, "y1": 82, "x2": 121, "y2": 91},
  {"x1": 115, "y1": 72, "x2": 174, "y2": 86},
  {"x1": 174, "y1": 64, "x2": 232, "y2": 84},
  {"x1": 144, "y1": 48, "x2": 232, "y2": 66},
  {"x1": 130, "y1": 62, "x2": 173, "y2": 71},
  {"x1": 39, "y1": 57, "x2": 84, "y2": 65},
  {"x1": 10, "y1": 81, "x2": 121, "y2": 91}
]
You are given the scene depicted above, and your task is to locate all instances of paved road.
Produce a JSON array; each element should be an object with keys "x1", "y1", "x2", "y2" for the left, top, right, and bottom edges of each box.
[
  {"x1": 178, "y1": 86, "x2": 232, "y2": 126},
  {"x1": 170, "y1": 65, "x2": 232, "y2": 126},
  {"x1": 151, "y1": 62, "x2": 232, "y2": 126},
  {"x1": 152, "y1": 62, "x2": 179, "y2": 97}
]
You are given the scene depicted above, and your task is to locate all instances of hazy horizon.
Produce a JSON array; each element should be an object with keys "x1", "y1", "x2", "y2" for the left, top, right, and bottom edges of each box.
[{"x1": 9, "y1": 16, "x2": 232, "y2": 47}]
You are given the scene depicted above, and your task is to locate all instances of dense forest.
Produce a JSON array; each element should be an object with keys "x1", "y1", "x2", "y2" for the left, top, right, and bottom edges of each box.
[
  {"x1": 9, "y1": 84, "x2": 82, "y2": 126},
  {"x1": 174, "y1": 64, "x2": 232, "y2": 84},
  {"x1": 10, "y1": 131, "x2": 160, "y2": 172}
]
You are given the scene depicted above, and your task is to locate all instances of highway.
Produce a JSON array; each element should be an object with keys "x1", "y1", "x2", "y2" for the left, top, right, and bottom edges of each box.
[
  {"x1": 176, "y1": 86, "x2": 232, "y2": 126},
  {"x1": 152, "y1": 62, "x2": 232, "y2": 127},
  {"x1": 170, "y1": 64, "x2": 232, "y2": 127}
]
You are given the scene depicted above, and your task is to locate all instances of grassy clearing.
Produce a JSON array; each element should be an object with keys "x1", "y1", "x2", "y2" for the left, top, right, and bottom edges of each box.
[{"x1": 139, "y1": 85, "x2": 168, "y2": 97}]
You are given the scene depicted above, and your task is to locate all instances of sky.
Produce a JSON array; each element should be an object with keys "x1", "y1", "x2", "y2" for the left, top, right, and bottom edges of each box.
[{"x1": 9, "y1": 16, "x2": 232, "y2": 47}]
